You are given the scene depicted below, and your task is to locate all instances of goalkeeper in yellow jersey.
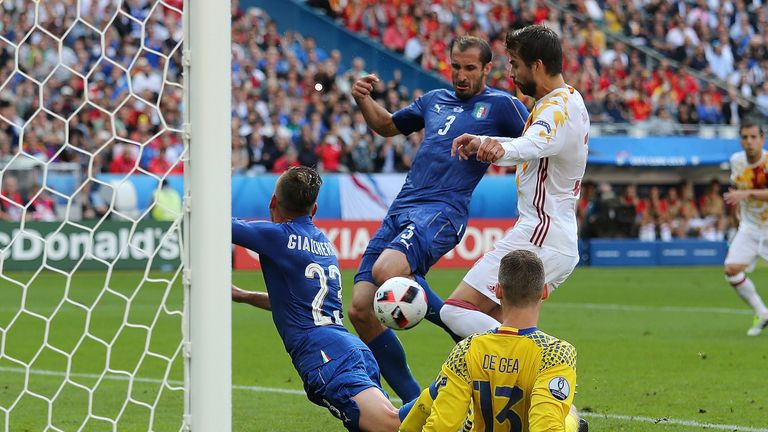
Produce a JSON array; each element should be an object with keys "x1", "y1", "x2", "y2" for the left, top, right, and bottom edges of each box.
[{"x1": 399, "y1": 250, "x2": 587, "y2": 432}]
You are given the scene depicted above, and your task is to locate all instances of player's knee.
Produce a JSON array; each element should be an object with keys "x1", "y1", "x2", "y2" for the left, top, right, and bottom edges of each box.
[
  {"x1": 361, "y1": 411, "x2": 400, "y2": 432},
  {"x1": 355, "y1": 388, "x2": 400, "y2": 432},
  {"x1": 724, "y1": 264, "x2": 744, "y2": 277},
  {"x1": 371, "y1": 261, "x2": 404, "y2": 286},
  {"x1": 371, "y1": 252, "x2": 411, "y2": 285},
  {"x1": 440, "y1": 304, "x2": 459, "y2": 328},
  {"x1": 348, "y1": 295, "x2": 374, "y2": 326}
]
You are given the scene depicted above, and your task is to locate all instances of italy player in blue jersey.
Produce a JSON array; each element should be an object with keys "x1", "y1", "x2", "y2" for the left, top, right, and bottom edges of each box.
[
  {"x1": 231, "y1": 167, "x2": 400, "y2": 432},
  {"x1": 348, "y1": 36, "x2": 529, "y2": 403}
]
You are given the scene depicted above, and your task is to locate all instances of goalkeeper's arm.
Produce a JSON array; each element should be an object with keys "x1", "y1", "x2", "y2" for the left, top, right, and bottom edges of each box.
[{"x1": 231, "y1": 285, "x2": 271, "y2": 310}]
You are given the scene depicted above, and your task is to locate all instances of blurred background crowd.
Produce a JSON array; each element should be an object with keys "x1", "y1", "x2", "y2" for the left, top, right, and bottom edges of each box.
[
  {"x1": 324, "y1": 0, "x2": 768, "y2": 127},
  {"x1": 0, "y1": 0, "x2": 759, "y2": 237}
]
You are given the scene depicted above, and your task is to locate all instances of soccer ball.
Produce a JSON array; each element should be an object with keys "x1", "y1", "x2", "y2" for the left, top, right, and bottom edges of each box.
[{"x1": 373, "y1": 277, "x2": 428, "y2": 330}]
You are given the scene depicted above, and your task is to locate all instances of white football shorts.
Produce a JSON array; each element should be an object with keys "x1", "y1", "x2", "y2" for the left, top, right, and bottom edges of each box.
[
  {"x1": 725, "y1": 227, "x2": 768, "y2": 270},
  {"x1": 463, "y1": 238, "x2": 579, "y2": 304}
]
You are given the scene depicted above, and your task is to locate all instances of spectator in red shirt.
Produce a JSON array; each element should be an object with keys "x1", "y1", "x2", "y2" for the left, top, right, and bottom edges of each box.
[
  {"x1": 109, "y1": 144, "x2": 138, "y2": 174},
  {"x1": 382, "y1": 20, "x2": 408, "y2": 53},
  {"x1": 626, "y1": 86, "x2": 653, "y2": 121},
  {"x1": 272, "y1": 147, "x2": 301, "y2": 173},
  {"x1": 29, "y1": 183, "x2": 56, "y2": 221},
  {"x1": 148, "y1": 146, "x2": 183, "y2": 176},
  {"x1": 0, "y1": 176, "x2": 25, "y2": 221},
  {"x1": 316, "y1": 133, "x2": 344, "y2": 172}
]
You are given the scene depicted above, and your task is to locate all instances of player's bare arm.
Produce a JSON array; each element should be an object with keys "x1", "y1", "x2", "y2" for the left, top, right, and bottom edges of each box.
[
  {"x1": 231, "y1": 285, "x2": 271, "y2": 310},
  {"x1": 351, "y1": 74, "x2": 400, "y2": 137},
  {"x1": 724, "y1": 188, "x2": 768, "y2": 204}
]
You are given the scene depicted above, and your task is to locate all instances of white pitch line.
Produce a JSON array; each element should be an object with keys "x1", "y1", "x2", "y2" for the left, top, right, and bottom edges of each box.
[
  {"x1": 1, "y1": 367, "x2": 765, "y2": 431},
  {"x1": 0, "y1": 366, "x2": 306, "y2": 395},
  {"x1": 580, "y1": 412, "x2": 768, "y2": 432},
  {"x1": 547, "y1": 302, "x2": 753, "y2": 315},
  {"x1": 0, "y1": 302, "x2": 751, "y2": 316}
]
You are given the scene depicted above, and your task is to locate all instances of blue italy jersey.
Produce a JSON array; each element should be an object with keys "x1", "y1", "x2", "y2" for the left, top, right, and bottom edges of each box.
[
  {"x1": 390, "y1": 87, "x2": 528, "y2": 218},
  {"x1": 232, "y1": 216, "x2": 368, "y2": 377}
]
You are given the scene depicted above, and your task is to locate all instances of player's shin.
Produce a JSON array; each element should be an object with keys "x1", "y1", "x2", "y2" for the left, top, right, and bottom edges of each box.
[
  {"x1": 367, "y1": 329, "x2": 421, "y2": 402},
  {"x1": 440, "y1": 300, "x2": 501, "y2": 338},
  {"x1": 726, "y1": 272, "x2": 768, "y2": 317},
  {"x1": 413, "y1": 275, "x2": 462, "y2": 342}
]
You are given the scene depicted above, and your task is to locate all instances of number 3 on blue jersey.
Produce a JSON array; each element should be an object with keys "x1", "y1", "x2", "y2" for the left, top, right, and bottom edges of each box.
[
  {"x1": 438, "y1": 115, "x2": 457, "y2": 136},
  {"x1": 306, "y1": 263, "x2": 343, "y2": 326}
]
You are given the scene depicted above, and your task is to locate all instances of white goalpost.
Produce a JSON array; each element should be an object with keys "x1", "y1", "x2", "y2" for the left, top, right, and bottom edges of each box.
[
  {"x1": 186, "y1": 0, "x2": 232, "y2": 431},
  {"x1": 0, "y1": 0, "x2": 231, "y2": 430}
]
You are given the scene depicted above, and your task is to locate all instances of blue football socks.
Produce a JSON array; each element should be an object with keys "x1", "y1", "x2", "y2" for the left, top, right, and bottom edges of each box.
[
  {"x1": 415, "y1": 274, "x2": 462, "y2": 342},
  {"x1": 367, "y1": 328, "x2": 421, "y2": 402}
]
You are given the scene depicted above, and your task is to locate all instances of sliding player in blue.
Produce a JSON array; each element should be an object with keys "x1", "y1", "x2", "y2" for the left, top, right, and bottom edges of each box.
[
  {"x1": 231, "y1": 167, "x2": 399, "y2": 432},
  {"x1": 348, "y1": 36, "x2": 529, "y2": 403}
]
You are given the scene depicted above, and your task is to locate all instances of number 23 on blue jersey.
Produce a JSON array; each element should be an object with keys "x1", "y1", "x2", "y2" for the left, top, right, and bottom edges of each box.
[{"x1": 305, "y1": 263, "x2": 343, "y2": 326}]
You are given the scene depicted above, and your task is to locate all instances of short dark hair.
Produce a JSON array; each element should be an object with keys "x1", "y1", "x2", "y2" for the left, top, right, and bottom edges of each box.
[
  {"x1": 740, "y1": 117, "x2": 764, "y2": 136},
  {"x1": 505, "y1": 25, "x2": 563, "y2": 75},
  {"x1": 498, "y1": 250, "x2": 545, "y2": 307},
  {"x1": 450, "y1": 36, "x2": 492, "y2": 66},
  {"x1": 275, "y1": 166, "x2": 323, "y2": 215}
]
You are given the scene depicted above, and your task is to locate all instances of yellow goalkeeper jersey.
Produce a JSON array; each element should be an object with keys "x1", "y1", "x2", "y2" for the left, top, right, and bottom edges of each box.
[{"x1": 403, "y1": 326, "x2": 576, "y2": 432}]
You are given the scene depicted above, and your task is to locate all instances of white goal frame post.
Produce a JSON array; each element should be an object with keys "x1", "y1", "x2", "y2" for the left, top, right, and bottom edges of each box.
[
  {"x1": 0, "y1": 0, "x2": 231, "y2": 430},
  {"x1": 185, "y1": 0, "x2": 232, "y2": 431}
]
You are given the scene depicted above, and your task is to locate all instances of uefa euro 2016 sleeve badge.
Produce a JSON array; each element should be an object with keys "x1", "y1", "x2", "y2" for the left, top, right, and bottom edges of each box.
[{"x1": 548, "y1": 376, "x2": 571, "y2": 401}]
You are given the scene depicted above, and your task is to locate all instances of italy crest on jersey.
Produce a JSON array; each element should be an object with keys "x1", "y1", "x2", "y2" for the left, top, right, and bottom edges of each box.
[{"x1": 472, "y1": 102, "x2": 490, "y2": 119}]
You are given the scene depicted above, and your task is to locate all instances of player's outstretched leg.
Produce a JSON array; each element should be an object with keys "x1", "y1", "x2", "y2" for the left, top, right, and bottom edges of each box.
[
  {"x1": 725, "y1": 264, "x2": 768, "y2": 336},
  {"x1": 352, "y1": 387, "x2": 400, "y2": 432},
  {"x1": 413, "y1": 274, "x2": 462, "y2": 342},
  {"x1": 441, "y1": 281, "x2": 502, "y2": 338},
  {"x1": 349, "y1": 279, "x2": 421, "y2": 402}
]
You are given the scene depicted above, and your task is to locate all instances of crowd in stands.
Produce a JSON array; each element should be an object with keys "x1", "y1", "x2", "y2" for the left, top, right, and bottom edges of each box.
[
  {"x1": 0, "y1": 0, "x2": 184, "y2": 220},
  {"x1": 577, "y1": 179, "x2": 735, "y2": 241},
  {"x1": 0, "y1": 1, "x2": 443, "y2": 181},
  {"x1": 325, "y1": 0, "x2": 768, "y2": 127},
  {"x1": 3, "y1": 0, "x2": 766, "y2": 184},
  {"x1": 0, "y1": 0, "x2": 762, "y2": 225},
  {"x1": 0, "y1": 1, "x2": 185, "y2": 168},
  {"x1": 229, "y1": 4, "x2": 435, "y2": 176}
]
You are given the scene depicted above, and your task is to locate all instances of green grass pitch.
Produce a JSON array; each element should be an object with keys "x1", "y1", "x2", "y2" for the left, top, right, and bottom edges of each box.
[{"x1": 1, "y1": 266, "x2": 767, "y2": 431}]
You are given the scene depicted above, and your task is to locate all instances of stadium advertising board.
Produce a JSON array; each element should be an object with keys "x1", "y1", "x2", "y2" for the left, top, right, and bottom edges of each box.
[
  {"x1": 0, "y1": 221, "x2": 180, "y2": 271},
  {"x1": 589, "y1": 239, "x2": 727, "y2": 266},
  {"x1": 233, "y1": 219, "x2": 518, "y2": 270}
]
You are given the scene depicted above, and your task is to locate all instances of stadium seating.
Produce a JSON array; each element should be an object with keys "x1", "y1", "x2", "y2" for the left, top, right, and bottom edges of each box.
[
  {"x1": 322, "y1": 0, "x2": 767, "y2": 127},
  {"x1": 0, "y1": 0, "x2": 747, "y2": 239}
]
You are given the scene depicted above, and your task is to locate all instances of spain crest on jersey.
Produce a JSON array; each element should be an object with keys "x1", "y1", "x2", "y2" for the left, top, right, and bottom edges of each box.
[{"x1": 472, "y1": 102, "x2": 490, "y2": 119}]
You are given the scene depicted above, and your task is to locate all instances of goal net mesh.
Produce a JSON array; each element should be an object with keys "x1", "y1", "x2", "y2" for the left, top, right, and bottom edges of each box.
[{"x1": 0, "y1": 1, "x2": 187, "y2": 430}]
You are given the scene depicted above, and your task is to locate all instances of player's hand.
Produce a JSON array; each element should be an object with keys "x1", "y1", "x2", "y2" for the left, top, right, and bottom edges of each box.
[
  {"x1": 452, "y1": 133, "x2": 482, "y2": 160},
  {"x1": 724, "y1": 188, "x2": 750, "y2": 205},
  {"x1": 476, "y1": 137, "x2": 505, "y2": 163},
  {"x1": 351, "y1": 74, "x2": 379, "y2": 101}
]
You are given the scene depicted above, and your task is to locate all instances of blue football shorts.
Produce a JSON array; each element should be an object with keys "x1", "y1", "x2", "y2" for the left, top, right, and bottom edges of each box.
[
  {"x1": 354, "y1": 208, "x2": 465, "y2": 285},
  {"x1": 303, "y1": 348, "x2": 385, "y2": 432}
]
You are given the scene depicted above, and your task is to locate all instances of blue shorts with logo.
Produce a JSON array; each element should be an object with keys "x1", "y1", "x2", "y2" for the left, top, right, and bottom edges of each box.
[
  {"x1": 303, "y1": 348, "x2": 385, "y2": 432},
  {"x1": 354, "y1": 208, "x2": 465, "y2": 284}
]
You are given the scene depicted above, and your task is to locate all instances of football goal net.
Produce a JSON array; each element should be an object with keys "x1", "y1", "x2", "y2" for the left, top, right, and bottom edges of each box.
[{"x1": 0, "y1": 1, "x2": 231, "y2": 430}]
